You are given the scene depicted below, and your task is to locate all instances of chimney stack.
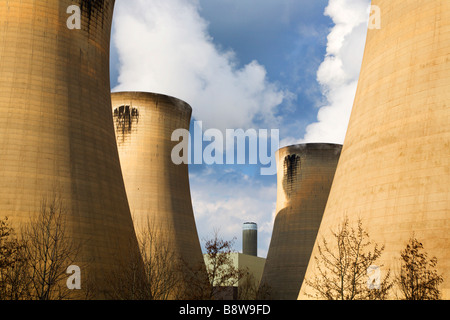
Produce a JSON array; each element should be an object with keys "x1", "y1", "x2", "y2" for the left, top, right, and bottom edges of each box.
[{"x1": 243, "y1": 222, "x2": 258, "y2": 256}]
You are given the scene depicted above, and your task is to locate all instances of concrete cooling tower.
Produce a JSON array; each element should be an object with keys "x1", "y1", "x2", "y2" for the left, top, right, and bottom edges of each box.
[
  {"x1": 299, "y1": 0, "x2": 450, "y2": 299},
  {"x1": 260, "y1": 144, "x2": 342, "y2": 300},
  {"x1": 0, "y1": 0, "x2": 141, "y2": 298},
  {"x1": 111, "y1": 91, "x2": 206, "y2": 298}
]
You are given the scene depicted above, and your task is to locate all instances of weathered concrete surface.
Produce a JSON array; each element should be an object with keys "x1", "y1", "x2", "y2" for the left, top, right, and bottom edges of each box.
[
  {"x1": 112, "y1": 92, "x2": 207, "y2": 298},
  {"x1": 0, "y1": 0, "x2": 141, "y2": 298},
  {"x1": 260, "y1": 144, "x2": 341, "y2": 300},
  {"x1": 299, "y1": 0, "x2": 450, "y2": 299}
]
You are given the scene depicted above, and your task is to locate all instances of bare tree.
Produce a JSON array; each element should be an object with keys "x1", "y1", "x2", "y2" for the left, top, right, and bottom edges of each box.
[
  {"x1": 0, "y1": 218, "x2": 17, "y2": 271},
  {"x1": 396, "y1": 235, "x2": 443, "y2": 300},
  {"x1": 236, "y1": 269, "x2": 273, "y2": 300},
  {"x1": 106, "y1": 235, "x2": 150, "y2": 300},
  {"x1": 256, "y1": 281, "x2": 272, "y2": 300},
  {"x1": 304, "y1": 217, "x2": 392, "y2": 300},
  {"x1": 139, "y1": 219, "x2": 184, "y2": 300},
  {"x1": 202, "y1": 230, "x2": 247, "y2": 300},
  {"x1": 237, "y1": 270, "x2": 262, "y2": 300},
  {"x1": 0, "y1": 217, "x2": 30, "y2": 300},
  {"x1": 21, "y1": 195, "x2": 81, "y2": 300},
  {"x1": 177, "y1": 255, "x2": 211, "y2": 300},
  {"x1": 107, "y1": 217, "x2": 193, "y2": 300}
]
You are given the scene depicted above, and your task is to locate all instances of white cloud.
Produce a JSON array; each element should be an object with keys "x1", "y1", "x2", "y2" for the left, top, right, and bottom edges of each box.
[
  {"x1": 111, "y1": 0, "x2": 285, "y2": 258},
  {"x1": 283, "y1": 0, "x2": 371, "y2": 146},
  {"x1": 110, "y1": 0, "x2": 372, "y2": 258},
  {"x1": 112, "y1": 0, "x2": 288, "y2": 132}
]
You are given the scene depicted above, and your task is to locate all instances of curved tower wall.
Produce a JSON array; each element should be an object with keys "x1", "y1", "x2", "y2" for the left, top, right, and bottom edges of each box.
[
  {"x1": 260, "y1": 144, "x2": 342, "y2": 300},
  {"x1": 0, "y1": 0, "x2": 140, "y2": 297},
  {"x1": 111, "y1": 91, "x2": 206, "y2": 296},
  {"x1": 299, "y1": 0, "x2": 450, "y2": 299}
]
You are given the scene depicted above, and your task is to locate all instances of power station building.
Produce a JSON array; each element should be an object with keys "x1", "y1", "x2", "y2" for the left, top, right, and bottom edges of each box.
[
  {"x1": 204, "y1": 223, "x2": 266, "y2": 300},
  {"x1": 260, "y1": 144, "x2": 342, "y2": 300},
  {"x1": 111, "y1": 91, "x2": 207, "y2": 299},
  {"x1": 0, "y1": 0, "x2": 141, "y2": 298},
  {"x1": 2, "y1": 0, "x2": 447, "y2": 302},
  {"x1": 299, "y1": 0, "x2": 450, "y2": 299}
]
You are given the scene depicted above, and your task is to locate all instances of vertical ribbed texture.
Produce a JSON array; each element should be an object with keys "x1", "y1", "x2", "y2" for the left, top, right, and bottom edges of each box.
[
  {"x1": 0, "y1": 0, "x2": 140, "y2": 298},
  {"x1": 260, "y1": 144, "x2": 341, "y2": 300},
  {"x1": 299, "y1": 0, "x2": 450, "y2": 299},
  {"x1": 112, "y1": 92, "x2": 207, "y2": 298}
]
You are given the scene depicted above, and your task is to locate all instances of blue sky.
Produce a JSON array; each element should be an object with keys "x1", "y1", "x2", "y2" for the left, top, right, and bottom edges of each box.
[{"x1": 110, "y1": 0, "x2": 371, "y2": 257}]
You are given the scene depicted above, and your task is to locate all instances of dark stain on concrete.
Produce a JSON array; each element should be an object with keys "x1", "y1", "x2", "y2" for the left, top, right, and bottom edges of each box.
[
  {"x1": 114, "y1": 105, "x2": 140, "y2": 144},
  {"x1": 283, "y1": 154, "x2": 301, "y2": 198},
  {"x1": 78, "y1": 0, "x2": 107, "y2": 29}
]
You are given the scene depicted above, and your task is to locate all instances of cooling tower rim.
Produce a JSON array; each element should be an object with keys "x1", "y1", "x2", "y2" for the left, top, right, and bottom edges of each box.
[
  {"x1": 276, "y1": 143, "x2": 343, "y2": 155},
  {"x1": 111, "y1": 91, "x2": 192, "y2": 114}
]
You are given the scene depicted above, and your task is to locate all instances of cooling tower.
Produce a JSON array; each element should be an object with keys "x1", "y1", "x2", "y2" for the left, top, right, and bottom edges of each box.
[
  {"x1": 259, "y1": 144, "x2": 342, "y2": 300},
  {"x1": 299, "y1": 0, "x2": 450, "y2": 299},
  {"x1": 243, "y1": 222, "x2": 258, "y2": 257},
  {"x1": 111, "y1": 91, "x2": 207, "y2": 298},
  {"x1": 0, "y1": 0, "x2": 142, "y2": 298}
]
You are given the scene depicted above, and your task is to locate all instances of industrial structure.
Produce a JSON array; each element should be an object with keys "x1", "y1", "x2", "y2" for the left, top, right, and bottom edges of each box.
[
  {"x1": 111, "y1": 91, "x2": 207, "y2": 298},
  {"x1": 204, "y1": 251, "x2": 266, "y2": 300},
  {"x1": 299, "y1": 0, "x2": 450, "y2": 299},
  {"x1": 243, "y1": 222, "x2": 258, "y2": 257},
  {"x1": 203, "y1": 223, "x2": 266, "y2": 300},
  {"x1": 0, "y1": 0, "x2": 141, "y2": 298},
  {"x1": 2, "y1": 0, "x2": 447, "y2": 302},
  {"x1": 260, "y1": 144, "x2": 342, "y2": 300}
]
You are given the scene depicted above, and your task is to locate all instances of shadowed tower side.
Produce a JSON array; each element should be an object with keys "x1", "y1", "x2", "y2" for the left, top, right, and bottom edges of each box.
[
  {"x1": 0, "y1": 0, "x2": 141, "y2": 298},
  {"x1": 299, "y1": 0, "x2": 450, "y2": 299},
  {"x1": 259, "y1": 144, "x2": 342, "y2": 300},
  {"x1": 111, "y1": 91, "x2": 207, "y2": 298}
]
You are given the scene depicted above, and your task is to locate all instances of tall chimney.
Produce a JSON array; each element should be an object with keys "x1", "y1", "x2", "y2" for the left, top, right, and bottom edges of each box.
[{"x1": 243, "y1": 222, "x2": 258, "y2": 256}]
